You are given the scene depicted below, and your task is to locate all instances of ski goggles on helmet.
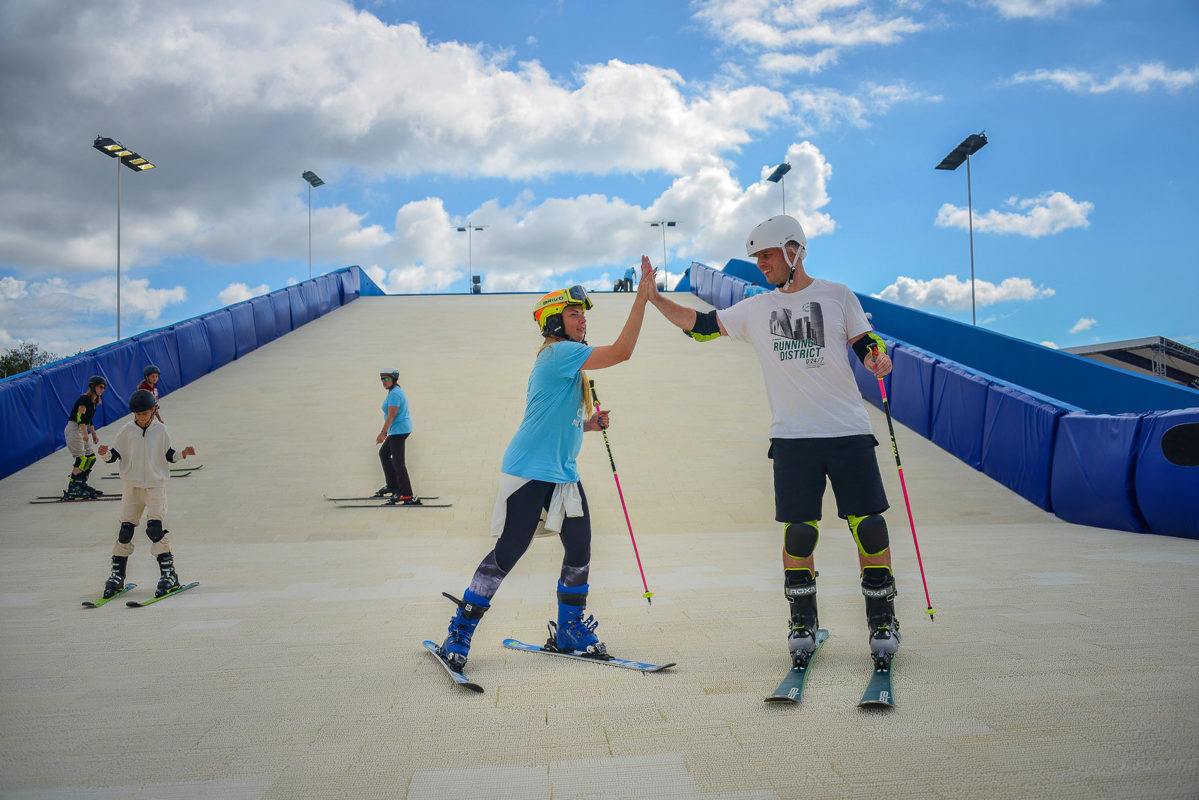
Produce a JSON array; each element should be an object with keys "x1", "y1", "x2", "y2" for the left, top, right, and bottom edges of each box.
[{"x1": 533, "y1": 285, "x2": 593, "y2": 331}]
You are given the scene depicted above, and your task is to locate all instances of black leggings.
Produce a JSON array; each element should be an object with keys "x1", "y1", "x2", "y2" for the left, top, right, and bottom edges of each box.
[
  {"x1": 379, "y1": 433, "x2": 413, "y2": 497},
  {"x1": 467, "y1": 480, "x2": 591, "y2": 600}
]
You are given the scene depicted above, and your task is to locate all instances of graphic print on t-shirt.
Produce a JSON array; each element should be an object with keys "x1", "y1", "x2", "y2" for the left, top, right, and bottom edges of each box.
[{"x1": 771, "y1": 302, "x2": 825, "y2": 367}]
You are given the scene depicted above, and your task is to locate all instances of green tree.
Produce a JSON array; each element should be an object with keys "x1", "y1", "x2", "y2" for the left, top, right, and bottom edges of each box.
[{"x1": 0, "y1": 341, "x2": 61, "y2": 378}]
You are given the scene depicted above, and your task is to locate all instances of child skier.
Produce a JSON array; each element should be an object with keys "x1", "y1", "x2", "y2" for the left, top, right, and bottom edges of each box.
[{"x1": 96, "y1": 389, "x2": 196, "y2": 599}]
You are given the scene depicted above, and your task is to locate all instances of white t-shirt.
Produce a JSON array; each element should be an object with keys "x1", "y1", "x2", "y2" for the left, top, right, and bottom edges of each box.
[{"x1": 717, "y1": 278, "x2": 873, "y2": 439}]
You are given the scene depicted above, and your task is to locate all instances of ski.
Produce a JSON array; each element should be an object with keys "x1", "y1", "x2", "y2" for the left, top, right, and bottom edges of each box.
[
  {"x1": 324, "y1": 494, "x2": 440, "y2": 502},
  {"x1": 102, "y1": 464, "x2": 203, "y2": 479},
  {"x1": 335, "y1": 502, "x2": 451, "y2": 508},
  {"x1": 764, "y1": 629, "x2": 829, "y2": 704},
  {"x1": 125, "y1": 581, "x2": 200, "y2": 608},
  {"x1": 858, "y1": 652, "x2": 897, "y2": 708},
  {"x1": 30, "y1": 494, "x2": 120, "y2": 504},
  {"x1": 81, "y1": 583, "x2": 137, "y2": 608},
  {"x1": 422, "y1": 640, "x2": 484, "y2": 693},
  {"x1": 503, "y1": 638, "x2": 675, "y2": 673}
]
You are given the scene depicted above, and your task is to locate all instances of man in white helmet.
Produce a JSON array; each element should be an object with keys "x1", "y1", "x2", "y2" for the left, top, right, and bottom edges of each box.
[{"x1": 644, "y1": 214, "x2": 898, "y2": 669}]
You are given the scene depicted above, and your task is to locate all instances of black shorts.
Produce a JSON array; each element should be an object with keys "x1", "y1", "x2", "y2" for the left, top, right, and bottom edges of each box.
[{"x1": 769, "y1": 435, "x2": 889, "y2": 523}]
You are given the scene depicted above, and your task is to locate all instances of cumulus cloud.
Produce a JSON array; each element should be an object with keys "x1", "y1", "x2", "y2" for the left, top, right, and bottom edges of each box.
[
  {"x1": 692, "y1": 0, "x2": 923, "y2": 75},
  {"x1": 986, "y1": 0, "x2": 1100, "y2": 18},
  {"x1": 0, "y1": 0, "x2": 790, "y2": 278},
  {"x1": 935, "y1": 191, "x2": 1093, "y2": 237},
  {"x1": 1041, "y1": 341, "x2": 1060, "y2": 349},
  {"x1": 218, "y1": 282, "x2": 270, "y2": 305},
  {"x1": 1069, "y1": 317, "x2": 1097, "y2": 334},
  {"x1": 1008, "y1": 62, "x2": 1199, "y2": 93},
  {"x1": 874, "y1": 274, "x2": 1054, "y2": 311}
]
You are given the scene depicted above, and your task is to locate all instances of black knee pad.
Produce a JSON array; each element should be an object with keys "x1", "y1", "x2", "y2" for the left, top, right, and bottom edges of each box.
[
  {"x1": 784, "y1": 521, "x2": 819, "y2": 559},
  {"x1": 146, "y1": 520, "x2": 168, "y2": 543},
  {"x1": 849, "y1": 514, "x2": 889, "y2": 557},
  {"x1": 118, "y1": 522, "x2": 136, "y2": 544}
]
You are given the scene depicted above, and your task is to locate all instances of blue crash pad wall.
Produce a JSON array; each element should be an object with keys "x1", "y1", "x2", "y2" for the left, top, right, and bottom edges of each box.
[
  {"x1": 0, "y1": 266, "x2": 365, "y2": 480},
  {"x1": 1050, "y1": 413, "x2": 1147, "y2": 533},
  {"x1": 1134, "y1": 409, "x2": 1199, "y2": 539}
]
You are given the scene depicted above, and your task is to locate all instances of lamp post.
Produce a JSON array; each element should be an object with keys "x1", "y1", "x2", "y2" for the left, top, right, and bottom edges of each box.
[
  {"x1": 767, "y1": 162, "x2": 791, "y2": 214},
  {"x1": 647, "y1": 220, "x2": 679, "y2": 289},
  {"x1": 454, "y1": 222, "x2": 487, "y2": 293},
  {"x1": 936, "y1": 131, "x2": 988, "y2": 325},
  {"x1": 92, "y1": 136, "x2": 155, "y2": 341},
  {"x1": 301, "y1": 171, "x2": 325, "y2": 279}
]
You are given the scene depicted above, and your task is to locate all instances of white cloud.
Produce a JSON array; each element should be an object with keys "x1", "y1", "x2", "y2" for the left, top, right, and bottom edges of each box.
[
  {"x1": 218, "y1": 282, "x2": 270, "y2": 306},
  {"x1": 0, "y1": 0, "x2": 791, "y2": 278},
  {"x1": 1041, "y1": 341, "x2": 1060, "y2": 349},
  {"x1": 987, "y1": 0, "x2": 1100, "y2": 19},
  {"x1": 1008, "y1": 62, "x2": 1199, "y2": 94},
  {"x1": 1069, "y1": 317, "x2": 1097, "y2": 334},
  {"x1": 935, "y1": 191, "x2": 1093, "y2": 237},
  {"x1": 874, "y1": 274, "x2": 1055, "y2": 310},
  {"x1": 692, "y1": 0, "x2": 923, "y2": 75},
  {"x1": 791, "y1": 81, "x2": 939, "y2": 133}
]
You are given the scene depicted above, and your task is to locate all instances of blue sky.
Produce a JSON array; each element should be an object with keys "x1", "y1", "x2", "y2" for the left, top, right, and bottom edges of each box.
[{"x1": 1, "y1": 0, "x2": 1196, "y2": 357}]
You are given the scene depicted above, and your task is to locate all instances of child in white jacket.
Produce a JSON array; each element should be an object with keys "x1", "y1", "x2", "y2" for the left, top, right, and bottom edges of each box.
[{"x1": 97, "y1": 390, "x2": 196, "y2": 598}]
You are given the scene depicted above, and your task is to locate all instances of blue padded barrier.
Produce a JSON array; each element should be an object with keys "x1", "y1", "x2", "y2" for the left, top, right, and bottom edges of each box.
[
  {"x1": 930, "y1": 361, "x2": 990, "y2": 470},
  {"x1": 1134, "y1": 408, "x2": 1199, "y2": 539},
  {"x1": 0, "y1": 375, "x2": 57, "y2": 479},
  {"x1": 981, "y1": 384, "x2": 1066, "y2": 511},
  {"x1": 721, "y1": 275, "x2": 747, "y2": 309},
  {"x1": 1051, "y1": 413, "x2": 1147, "y2": 533},
  {"x1": 320, "y1": 275, "x2": 337, "y2": 313},
  {"x1": 90, "y1": 339, "x2": 145, "y2": 426},
  {"x1": 889, "y1": 346, "x2": 937, "y2": 439},
  {"x1": 288, "y1": 285, "x2": 309, "y2": 328},
  {"x1": 250, "y1": 297, "x2": 277, "y2": 345},
  {"x1": 696, "y1": 266, "x2": 712, "y2": 303},
  {"x1": 338, "y1": 270, "x2": 357, "y2": 303},
  {"x1": 301, "y1": 280, "x2": 323, "y2": 319},
  {"x1": 202, "y1": 311, "x2": 236, "y2": 370},
  {"x1": 270, "y1": 291, "x2": 292, "y2": 335},
  {"x1": 230, "y1": 303, "x2": 257, "y2": 358},
  {"x1": 173, "y1": 319, "x2": 213, "y2": 386},
  {"x1": 135, "y1": 330, "x2": 182, "y2": 398}
]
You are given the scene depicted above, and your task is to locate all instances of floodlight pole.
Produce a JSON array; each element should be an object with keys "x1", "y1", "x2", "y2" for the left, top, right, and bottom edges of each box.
[
  {"x1": 93, "y1": 136, "x2": 155, "y2": 341},
  {"x1": 455, "y1": 223, "x2": 487, "y2": 293},
  {"x1": 936, "y1": 132, "x2": 987, "y2": 326},
  {"x1": 648, "y1": 221, "x2": 679, "y2": 289},
  {"x1": 767, "y1": 162, "x2": 791, "y2": 215},
  {"x1": 301, "y1": 171, "x2": 325, "y2": 279}
]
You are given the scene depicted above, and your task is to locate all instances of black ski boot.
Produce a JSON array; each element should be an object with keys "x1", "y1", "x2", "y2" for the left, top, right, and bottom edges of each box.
[
  {"x1": 155, "y1": 552, "x2": 181, "y2": 597},
  {"x1": 862, "y1": 567, "x2": 900, "y2": 665},
  {"x1": 102, "y1": 556, "x2": 128, "y2": 599},
  {"x1": 372, "y1": 486, "x2": 395, "y2": 498},
  {"x1": 784, "y1": 571, "x2": 820, "y2": 667}
]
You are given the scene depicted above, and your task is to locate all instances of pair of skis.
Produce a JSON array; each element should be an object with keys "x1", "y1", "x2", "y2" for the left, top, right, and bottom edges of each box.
[
  {"x1": 81, "y1": 581, "x2": 200, "y2": 608},
  {"x1": 324, "y1": 494, "x2": 451, "y2": 508},
  {"x1": 763, "y1": 629, "x2": 897, "y2": 708},
  {"x1": 31, "y1": 493, "x2": 120, "y2": 504},
  {"x1": 423, "y1": 635, "x2": 676, "y2": 694},
  {"x1": 101, "y1": 464, "x2": 204, "y2": 480}
]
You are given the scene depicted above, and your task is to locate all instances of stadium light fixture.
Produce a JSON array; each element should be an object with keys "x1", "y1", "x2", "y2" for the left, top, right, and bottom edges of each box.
[
  {"x1": 766, "y1": 162, "x2": 791, "y2": 214},
  {"x1": 647, "y1": 221, "x2": 679, "y2": 289},
  {"x1": 454, "y1": 222, "x2": 487, "y2": 293},
  {"x1": 301, "y1": 171, "x2": 325, "y2": 279},
  {"x1": 936, "y1": 131, "x2": 988, "y2": 325},
  {"x1": 93, "y1": 136, "x2": 156, "y2": 341}
]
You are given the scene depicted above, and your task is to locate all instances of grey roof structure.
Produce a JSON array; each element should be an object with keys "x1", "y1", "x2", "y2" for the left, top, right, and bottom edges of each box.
[
  {"x1": 1, "y1": 293, "x2": 1196, "y2": 799},
  {"x1": 1065, "y1": 336, "x2": 1199, "y2": 389}
]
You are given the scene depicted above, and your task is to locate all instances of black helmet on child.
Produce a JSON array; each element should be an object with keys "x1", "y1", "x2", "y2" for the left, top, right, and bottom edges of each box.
[
  {"x1": 144, "y1": 365, "x2": 160, "y2": 378},
  {"x1": 129, "y1": 389, "x2": 157, "y2": 414},
  {"x1": 87, "y1": 375, "x2": 107, "y2": 389}
]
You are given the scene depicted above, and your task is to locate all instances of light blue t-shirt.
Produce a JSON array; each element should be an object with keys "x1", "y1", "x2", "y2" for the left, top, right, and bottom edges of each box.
[
  {"x1": 502, "y1": 341, "x2": 594, "y2": 482},
  {"x1": 382, "y1": 385, "x2": 413, "y2": 435}
]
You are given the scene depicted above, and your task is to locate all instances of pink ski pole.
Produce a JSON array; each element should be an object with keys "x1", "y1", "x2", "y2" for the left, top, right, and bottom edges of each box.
[
  {"x1": 871, "y1": 346, "x2": 937, "y2": 620},
  {"x1": 588, "y1": 380, "x2": 653, "y2": 604}
]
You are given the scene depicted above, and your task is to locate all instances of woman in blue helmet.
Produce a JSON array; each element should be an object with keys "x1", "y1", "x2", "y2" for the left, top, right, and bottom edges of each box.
[{"x1": 435, "y1": 256, "x2": 655, "y2": 673}]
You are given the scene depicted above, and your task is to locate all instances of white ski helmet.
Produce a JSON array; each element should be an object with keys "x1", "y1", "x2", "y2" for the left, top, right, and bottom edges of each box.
[{"x1": 745, "y1": 214, "x2": 807, "y2": 260}]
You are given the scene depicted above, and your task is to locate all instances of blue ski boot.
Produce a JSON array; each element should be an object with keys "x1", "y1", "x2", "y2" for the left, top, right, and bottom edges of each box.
[
  {"x1": 550, "y1": 582, "x2": 607, "y2": 657},
  {"x1": 438, "y1": 590, "x2": 489, "y2": 671}
]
